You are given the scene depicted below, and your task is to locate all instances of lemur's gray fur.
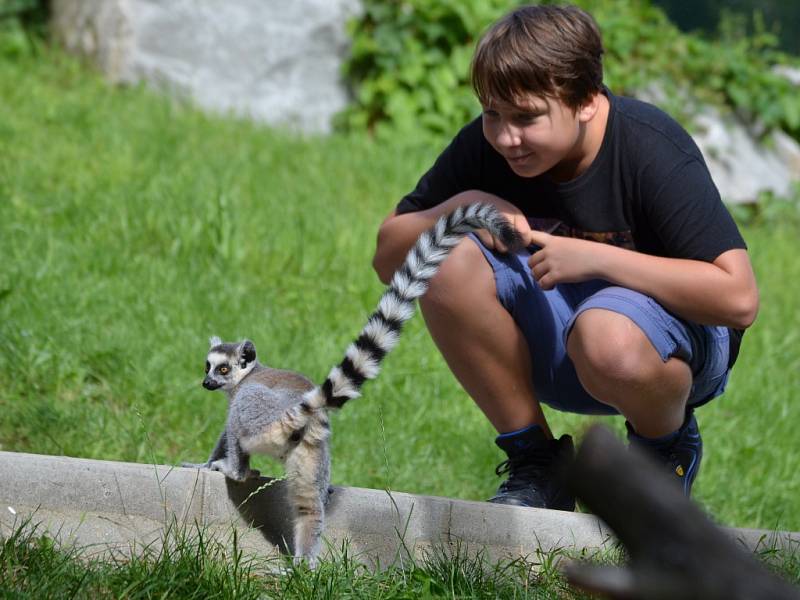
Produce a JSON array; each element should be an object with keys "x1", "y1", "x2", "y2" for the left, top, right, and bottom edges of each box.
[{"x1": 182, "y1": 203, "x2": 521, "y2": 567}]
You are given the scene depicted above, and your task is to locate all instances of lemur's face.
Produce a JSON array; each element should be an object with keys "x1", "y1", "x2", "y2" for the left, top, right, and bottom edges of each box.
[{"x1": 203, "y1": 338, "x2": 256, "y2": 391}]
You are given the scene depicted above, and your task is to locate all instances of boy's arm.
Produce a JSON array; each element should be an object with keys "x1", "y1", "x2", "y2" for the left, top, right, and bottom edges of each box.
[
  {"x1": 374, "y1": 118, "x2": 514, "y2": 283},
  {"x1": 527, "y1": 231, "x2": 759, "y2": 329},
  {"x1": 373, "y1": 191, "x2": 531, "y2": 284}
]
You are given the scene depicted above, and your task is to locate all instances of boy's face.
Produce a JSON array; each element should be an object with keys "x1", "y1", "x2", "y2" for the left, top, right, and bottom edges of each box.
[{"x1": 481, "y1": 93, "x2": 596, "y2": 181}]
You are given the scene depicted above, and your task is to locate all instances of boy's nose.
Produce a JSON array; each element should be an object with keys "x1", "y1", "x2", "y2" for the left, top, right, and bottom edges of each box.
[{"x1": 495, "y1": 122, "x2": 522, "y2": 149}]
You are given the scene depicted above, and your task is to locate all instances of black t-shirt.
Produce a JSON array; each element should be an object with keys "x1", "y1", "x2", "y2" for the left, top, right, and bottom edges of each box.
[{"x1": 397, "y1": 89, "x2": 746, "y2": 262}]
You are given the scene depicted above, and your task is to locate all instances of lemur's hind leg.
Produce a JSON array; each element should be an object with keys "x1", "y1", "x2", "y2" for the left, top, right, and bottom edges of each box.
[{"x1": 285, "y1": 436, "x2": 331, "y2": 568}]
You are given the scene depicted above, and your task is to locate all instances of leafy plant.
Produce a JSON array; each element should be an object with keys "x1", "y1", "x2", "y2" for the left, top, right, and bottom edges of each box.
[
  {"x1": 585, "y1": 1, "x2": 800, "y2": 139},
  {"x1": 0, "y1": 0, "x2": 38, "y2": 18},
  {"x1": 0, "y1": 0, "x2": 46, "y2": 58},
  {"x1": 337, "y1": 0, "x2": 526, "y2": 142},
  {"x1": 729, "y1": 183, "x2": 800, "y2": 228},
  {"x1": 340, "y1": 0, "x2": 800, "y2": 142}
]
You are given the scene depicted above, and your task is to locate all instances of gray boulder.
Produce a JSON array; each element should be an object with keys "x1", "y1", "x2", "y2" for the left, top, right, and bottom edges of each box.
[
  {"x1": 693, "y1": 108, "x2": 800, "y2": 204},
  {"x1": 50, "y1": 0, "x2": 361, "y2": 134}
]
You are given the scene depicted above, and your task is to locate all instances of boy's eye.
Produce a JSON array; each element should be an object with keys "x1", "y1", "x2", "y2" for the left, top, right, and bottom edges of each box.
[
  {"x1": 514, "y1": 113, "x2": 540, "y2": 125},
  {"x1": 482, "y1": 109, "x2": 499, "y2": 118}
]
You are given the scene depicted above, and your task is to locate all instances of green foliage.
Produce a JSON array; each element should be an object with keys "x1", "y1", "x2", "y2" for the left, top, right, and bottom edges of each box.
[
  {"x1": 340, "y1": 0, "x2": 800, "y2": 141},
  {"x1": 0, "y1": 17, "x2": 31, "y2": 58},
  {"x1": 653, "y1": 0, "x2": 800, "y2": 55},
  {"x1": 338, "y1": 0, "x2": 526, "y2": 141},
  {"x1": 0, "y1": 0, "x2": 38, "y2": 18},
  {"x1": 584, "y1": 1, "x2": 800, "y2": 139},
  {"x1": 0, "y1": 0, "x2": 45, "y2": 59},
  {"x1": 728, "y1": 183, "x2": 800, "y2": 228}
]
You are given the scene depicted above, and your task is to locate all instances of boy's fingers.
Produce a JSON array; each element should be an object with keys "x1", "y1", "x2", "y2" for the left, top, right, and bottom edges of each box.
[
  {"x1": 474, "y1": 229, "x2": 492, "y2": 248},
  {"x1": 475, "y1": 229, "x2": 508, "y2": 253},
  {"x1": 528, "y1": 249, "x2": 545, "y2": 267},
  {"x1": 527, "y1": 229, "x2": 550, "y2": 246},
  {"x1": 536, "y1": 273, "x2": 555, "y2": 290}
]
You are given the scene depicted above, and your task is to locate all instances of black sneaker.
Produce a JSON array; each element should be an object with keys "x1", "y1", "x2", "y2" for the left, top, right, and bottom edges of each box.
[
  {"x1": 626, "y1": 409, "x2": 703, "y2": 497},
  {"x1": 488, "y1": 429, "x2": 575, "y2": 511}
]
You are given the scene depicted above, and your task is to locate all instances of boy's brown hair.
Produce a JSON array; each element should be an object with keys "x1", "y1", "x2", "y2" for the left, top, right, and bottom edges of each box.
[{"x1": 471, "y1": 4, "x2": 604, "y2": 111}]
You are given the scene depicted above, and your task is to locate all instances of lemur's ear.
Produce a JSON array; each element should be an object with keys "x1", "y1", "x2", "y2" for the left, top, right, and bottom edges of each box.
[
  {"x1": 209, "y1": 335, "x2": 223, "y2": 349},
  {"x1": 240, "y1": 340, "x2": 256, "y2": 368}
]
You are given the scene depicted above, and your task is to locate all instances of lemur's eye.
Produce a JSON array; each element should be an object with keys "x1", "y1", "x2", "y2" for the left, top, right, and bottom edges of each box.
[
  {"x1": 219, "y1": 366, "x2": 230, "y2": 375},
  {"x1": 205, "y1": 361, "x2": 210, "y2": 374}
]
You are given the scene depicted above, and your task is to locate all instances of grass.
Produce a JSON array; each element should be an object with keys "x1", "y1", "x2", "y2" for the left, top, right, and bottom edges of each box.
[
  {"x1": 1, "y1": 516, "x2": 796, "y2": 598},
  {"x1": 0, "y1": 516, "x2": 592, "y2": 599},
  {"x1": 0, "y1": 27, "x2": 799, "y2": 595}
]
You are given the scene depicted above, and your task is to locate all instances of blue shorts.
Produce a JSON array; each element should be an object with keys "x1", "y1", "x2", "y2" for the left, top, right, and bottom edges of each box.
[{"x1": 471, "y1": 236, "x2": 731, "y2": 415}]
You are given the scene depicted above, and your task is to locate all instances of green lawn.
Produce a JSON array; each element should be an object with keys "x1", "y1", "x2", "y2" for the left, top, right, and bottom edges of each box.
[{"x1": 1, "y1": 36, "x2": 799, "y2": 543}]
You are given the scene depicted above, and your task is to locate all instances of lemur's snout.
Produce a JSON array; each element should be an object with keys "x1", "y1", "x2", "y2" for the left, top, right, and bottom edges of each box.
[{"x1": 203, "y1": 377, "x2": 222, "y2": 390}]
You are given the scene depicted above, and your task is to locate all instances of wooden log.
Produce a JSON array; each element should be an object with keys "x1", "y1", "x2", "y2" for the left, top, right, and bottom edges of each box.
[{"x1": 562, "y1": 424, "x2": 799, "y2": 600}]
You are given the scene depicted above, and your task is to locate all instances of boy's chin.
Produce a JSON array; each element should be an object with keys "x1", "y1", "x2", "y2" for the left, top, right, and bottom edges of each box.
[{"x1": 506, "y1": 160, "x2": 548, "y2": 178}]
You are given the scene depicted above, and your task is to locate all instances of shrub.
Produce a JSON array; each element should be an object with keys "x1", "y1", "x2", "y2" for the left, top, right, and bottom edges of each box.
[
  {"x1": 0, "y1": 0, "x2": 47, "y2": 58},
  {"x1": 340, "y1": 0, "x2": 800, "y2": 142},
  {"x1": 337, "y1": 0, "x2": 526, "y2": 141}
]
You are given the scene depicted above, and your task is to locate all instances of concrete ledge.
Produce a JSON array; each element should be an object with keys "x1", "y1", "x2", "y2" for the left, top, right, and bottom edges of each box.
[{"x1": 1, "y1": 451, "x2": 797, "y2": 568}]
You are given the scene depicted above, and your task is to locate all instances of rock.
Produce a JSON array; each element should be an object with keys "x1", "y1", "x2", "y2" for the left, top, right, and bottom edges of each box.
[
  {"x1": 693, "y1": 108, "x2": 800, "y2": 204},
  {"x1": 773, "y1": 65, "x2": 800, "y2": 86},
  {"x1": 50, "y1": 0, "x2": 361, "y2": 134},
  {"x1": 50, "y1": 0, "x2": 133, "y2": 79}
]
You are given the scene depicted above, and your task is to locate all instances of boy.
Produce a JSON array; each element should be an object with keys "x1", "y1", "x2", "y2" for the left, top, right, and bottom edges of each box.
[{"x1": 372, "y1": 4, "x2": 758, "y2": 509}]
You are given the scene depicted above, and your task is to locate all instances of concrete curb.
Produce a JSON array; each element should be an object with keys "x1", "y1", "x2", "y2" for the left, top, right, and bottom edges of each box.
[{"x1": 1, "y1": 451, "x2": 798, "y2": 568}]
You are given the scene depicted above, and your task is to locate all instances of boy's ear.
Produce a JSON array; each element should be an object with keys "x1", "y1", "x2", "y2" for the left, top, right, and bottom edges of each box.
[
  {"x1": 577, "y1": 92, "x2": 602, "y2": 123},
  {"x1": 239, "y1": 340, "x2": 256, "y2": 367}
]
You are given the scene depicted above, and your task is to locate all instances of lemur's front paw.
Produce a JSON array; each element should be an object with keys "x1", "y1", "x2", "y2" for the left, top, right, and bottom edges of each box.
[
  {"x1": 209, "y1": 460, "x2": 250, "y2": 482},
  {"x1": 209, "y1": 459, "x2": 228, "y2": 474}
]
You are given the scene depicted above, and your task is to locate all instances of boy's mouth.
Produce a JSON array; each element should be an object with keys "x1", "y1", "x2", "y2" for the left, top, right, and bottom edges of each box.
[{"x1": 507, "y1": 151, "x2": 535, "y2": 165}]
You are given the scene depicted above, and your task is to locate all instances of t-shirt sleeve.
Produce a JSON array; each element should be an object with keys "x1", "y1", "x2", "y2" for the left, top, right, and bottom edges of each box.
[
  {"x1": 395, "y1": 119, "x2": 484, "y2": 215},
  {"x1": 643, "y1": 159, "x2": 746, "y2": 262}
]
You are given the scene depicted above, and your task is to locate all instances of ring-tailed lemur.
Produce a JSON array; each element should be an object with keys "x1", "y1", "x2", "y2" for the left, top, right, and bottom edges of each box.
[{"x1": 182, "y1": 203, "x2": 521, "y2": 567}]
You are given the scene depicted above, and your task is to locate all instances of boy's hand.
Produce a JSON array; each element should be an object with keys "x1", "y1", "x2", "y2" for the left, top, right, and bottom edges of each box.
[
  {"x1": 527, "y1": 230, "x2": 601, "y2": 290},
  {"x1": 471, "y1": 195, "x2": 533, "y2": 253}
]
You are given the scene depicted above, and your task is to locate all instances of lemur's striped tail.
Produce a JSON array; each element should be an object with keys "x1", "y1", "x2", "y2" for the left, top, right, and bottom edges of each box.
[{"x1": 301, "y1": 203, "x2": 521, "y2": 413}]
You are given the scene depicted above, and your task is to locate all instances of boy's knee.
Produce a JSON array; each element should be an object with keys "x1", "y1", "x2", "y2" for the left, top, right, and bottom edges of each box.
[
  {"x1": 421, "y1": 237, "x2": 493, "y2": 310},
  {"x1": 567, "y1": 309, "x2": 658, "y2": 389}
]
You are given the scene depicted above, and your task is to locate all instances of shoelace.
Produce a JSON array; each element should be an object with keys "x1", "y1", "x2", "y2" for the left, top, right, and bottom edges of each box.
[{"x1": 495, "y1": 452, "x2": 555, "y2": 489}]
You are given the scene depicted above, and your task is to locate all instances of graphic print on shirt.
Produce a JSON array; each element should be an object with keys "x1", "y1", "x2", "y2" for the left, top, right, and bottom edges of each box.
[{"x1": 528, "y1": 218, "x2": 635, "y2": 251}]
